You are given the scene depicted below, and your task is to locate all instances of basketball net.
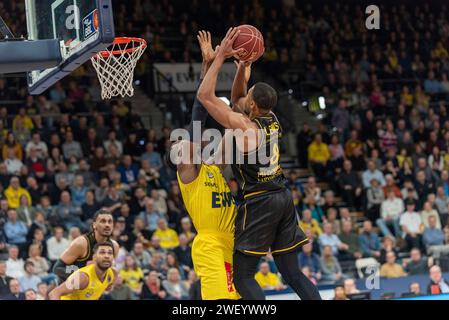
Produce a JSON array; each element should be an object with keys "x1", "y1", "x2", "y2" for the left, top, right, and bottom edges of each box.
[{"x1": 91, "y1": 37, "x2": 147, "y2": 100}]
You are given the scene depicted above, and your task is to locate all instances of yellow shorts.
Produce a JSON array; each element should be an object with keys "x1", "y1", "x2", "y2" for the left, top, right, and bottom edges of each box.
[{"x1": 192, "y1": 233, "x2": 240, "y2": 300}]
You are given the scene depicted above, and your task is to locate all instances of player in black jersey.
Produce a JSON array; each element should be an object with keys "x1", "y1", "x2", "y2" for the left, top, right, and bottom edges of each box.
[
  {"x1": 52, "y1": 206, "x2": 120, "y2": 283},
  {"x1": 198, "y1": 27, "x2": 321, "y2": 300}
]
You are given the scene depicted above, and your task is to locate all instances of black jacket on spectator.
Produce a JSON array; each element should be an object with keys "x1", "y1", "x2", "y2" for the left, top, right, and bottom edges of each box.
[
  {"x1": 0, "y1": 275, "x2": 12, "y2": 297},
  {"x1": 427, "y1": 279, "x2": 449, "y2": 295},
  {"x1": 173, "y1": 245, "x2": 193, "y2": 269},
  {"x1": 2, "y1": 292, "x2": 25, "y2": 300},
  {"x1": 81, "y1": 202, "x2": 100, "y2": 221},
  {"x1": 140, "y1": 283, "x2": 164, "y2": 300},
  {"x1": 405, "y1": 259, "x2": 429, "y2": 275}
]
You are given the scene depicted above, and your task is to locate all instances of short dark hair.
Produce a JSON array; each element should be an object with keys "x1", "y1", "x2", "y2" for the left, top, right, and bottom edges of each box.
[
  {"x1": 252, "y1": 82, "x2": 278, "y2": 112},
  {"x1": 93, "y1": 241, "x2": 114, "y2": 254},
  {"x1": 93, "y1": 209, "x2": 113, "y2": 222}
]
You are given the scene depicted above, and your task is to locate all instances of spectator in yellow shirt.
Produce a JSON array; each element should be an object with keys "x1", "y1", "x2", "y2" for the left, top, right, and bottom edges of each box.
[
  {"x1": 380, "y1": 251, "x2": 407, "y2": 278},
  {"x1": 4, "y1": 176, "x2": 32, "y2": 209},
  {"x1": 12, "y1": 108, "x2": 34, "y2": 131},
  {"x1": 299, "y1": 209, "x2": 323, "y2": 237},
  {"x1": 308, "y1": 133, "x2": 330, "y2": 180},
  {"x1": 120, "y1": 255, "x2": 144, "y2": 295},
  {"x1": 153, "y1": 218, "x2": 180, "y2": 250},
  {"x1": 254, "y1": 262, "x2": 285, "y2": 291}
]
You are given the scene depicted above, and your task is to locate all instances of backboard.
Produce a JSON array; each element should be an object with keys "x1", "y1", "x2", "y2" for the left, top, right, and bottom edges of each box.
[{"x1": 25, "y1": 0, "x2": 115, "y2": 95}]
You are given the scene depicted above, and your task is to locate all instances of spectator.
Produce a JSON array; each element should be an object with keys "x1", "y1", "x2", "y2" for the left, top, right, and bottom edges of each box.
[
  {"x1": 400, "y1": 201, "x2": 424, "y2": 251},
  {"x1": 46, "y1": 226, "x2": 70, "y2": 264},
  {"x1": 162, "y1": 268, "x2": 189, "y2": 300},
  {"x1": 377, "y1": 190, "x2": 404, "y2": 238},
  {"x1": 319, "y1": 222, "x2": 348, "y2": 257},
  {"x1": 25, "y1": 132, "x2": 48, "y2": 160},
  {"x1": 254, "y1": 262, "x2": 285, "y2": 291},
  {"x1": 173, "y1": 234, "x2": 193, "y2": 272},
  {"x1": 319, "y1": 245, "x2": 344, "y2": 282},
  {"x1": 344, "y1": 278, "x2": 360, "y2": 295},
  {"x1": 427, "y1": 265, "x2": 449, "y2": 294},
  {"x1": 307, "y1": 133, "x2": 330, "y2": 181},
  {"x1": 36, "y1": 282, "x2": 48, "y2": 300},
  {"x1": 304, "y1": 176, "x2": 321, "y2": 203},
  {"x1": 299, "y1": 210, "x2": 322, "y2": 239},
  {"x1": 153, "y1": 218, "x2": 180, "y2": 250},
  {"x1": 27, "y1": 244, "x2": 55, "y2": 284},
  {"x1": 403, "y1": 248, "x2": 432, "y2": 276},
  {"x1": 302, "y1": 195, "x2": 325, "y2": 223},
  {"x1": 298, "y1": 243, "x2": 321, "y2": 282},
  {"x1": 104, "y1": 130, "x2": 123, "y2": 157},
  {"x1": 362, "y1": 160, "x2": 386, "y2": 189},
  {"x1": 326, "y1": 208, "x2": 341, "y2": 235},
  {"x1": 18, "y1": 261, "x2": 41, "y2": 292},
  {"x1": 338, "y1": 220, "x2": 362, "y2": 260},
  {"x1": 421, "y1": 201, "x2": 442, "y2": 229},
  {"x1": 2, "y1": 278, "x2": 25, "y2": 300},
  {"x1": 366, "y1": 178, "x2": 385, "y2": 223},
  {"x1": 139, "y1": 198, "x2": 163, "y2": 232},
  {"x1": 16, "y1": 195, "x2": 36, "y2": 228},
  {"x1": 380, "y1": 251, "x2": 407, "y2": 278},
  {"x1": 81, "y1": 191, "x2": 100, "y2": 223},
  {"x1": 0, "y1": 260, "x2": 12, "y2": 297},
  {"x1": 379, "y1": 236, "x2": 399, "y2": 265},
  {"x1": 423, "y1": 215, "x2": 449, "y2": 258},
  {"x1": 359, "y1": 220, "x2": 381, "y2": 259},
  {"x1": 120, "y1": 255, "x2": 144, "y2": 295},
  {"x1": 407, "y1": 282, "x2": 424, "y2": 297},
  {"x1": 4, "y1": 148, "x2": 24, "y2": 175},
  {"x1": 118, "y1": 155, "x2": 140, "y2": 187},
  {"x1": 130, "y1": 242, "x2": 151, "y2": 271},
  {"x1": 62, "y1": 131, "x2": 83, "y2": 160},
  {"x1": 338, "y1": 160, "x2": 362, "y2": 210},
  {"x1": 54, "y1": 191, "x2": 85, "y2": 232},
  {"x1": 179, "y1": 217, "x2": 196, "y2": 245},
  {"x1": 70, "y1": 175, "x2": 88, "y2": 207},
  {"x1": 333, "y1": 283, "x2": 348, "y2": 300},
  {"x1": 141, "y1": 142, "x2": 162, "y2": 171},
  {"x1": 4, "y1": 209, "x2": 28, "y2": 250},
  {"x1": 4, "y1": 176, "x2": 32, "y2": 209},
  {"x1": 140, "y1": 271, "x2": 167, "y2": 300},
  {"x1": 110, "y1": 275, "x2": 135, "y2": 300}
]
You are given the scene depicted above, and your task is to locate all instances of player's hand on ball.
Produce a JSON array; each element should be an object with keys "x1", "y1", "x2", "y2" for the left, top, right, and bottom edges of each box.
[
  {"x1": 234, "y1": 60, "x2": 252, "y2": 82},
  {"x1": 218, "y1": 27, "x2": 244, "y2": 59},
  {"x1": 197, "y1": 30, "x2": 217, "y2": 63}
]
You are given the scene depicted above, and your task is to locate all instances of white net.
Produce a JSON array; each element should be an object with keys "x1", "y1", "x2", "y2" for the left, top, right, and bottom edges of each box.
[{"x1": 91, "y1": 38, "x2": 147, "y2": 100}]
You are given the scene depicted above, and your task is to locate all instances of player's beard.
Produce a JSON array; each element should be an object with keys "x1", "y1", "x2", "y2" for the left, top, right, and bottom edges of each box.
[{"x1": 98, "y1": 261, "x2": 111, "y2": 271}]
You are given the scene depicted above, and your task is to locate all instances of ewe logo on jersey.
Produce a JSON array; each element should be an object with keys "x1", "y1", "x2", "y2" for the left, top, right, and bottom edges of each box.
[{"x1": 212, "y1": 192, "x2": 233, "y2": 208}]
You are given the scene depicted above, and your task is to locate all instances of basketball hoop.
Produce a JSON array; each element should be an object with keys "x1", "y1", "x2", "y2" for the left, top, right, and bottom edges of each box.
[{"x1": 91, "y1": 37, "x2": 147, "y2": 100}]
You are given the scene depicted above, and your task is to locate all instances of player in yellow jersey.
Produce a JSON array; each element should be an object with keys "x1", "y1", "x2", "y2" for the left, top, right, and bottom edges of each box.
[
  {"x1": 166, "y1": 31, "x2": 244, "y2": 300},
  {"x1": 48, "y1": 242, "x2": 116, "y2": 300}
]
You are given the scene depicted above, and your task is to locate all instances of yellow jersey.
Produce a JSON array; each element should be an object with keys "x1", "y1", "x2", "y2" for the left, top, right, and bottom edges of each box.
[
  {"x1": 60, "y1": 264, "x2": 115, "y2": 300},
  {"x1": 119, "y1": 268, "x2": 144, "y2": 291},
  {"x1": 178, "y1": 164, "x2": 236, "y2": 235},
  {"x1": 255, "y1": 271, "x2": 282, "y2": 289},
  {"x1": 178, "y1": 164, "x2": 239, "y2": 300}
]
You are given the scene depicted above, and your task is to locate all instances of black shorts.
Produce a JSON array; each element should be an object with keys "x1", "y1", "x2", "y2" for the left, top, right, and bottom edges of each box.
[{"x1": 234, "y1": 188, "x2": 309, "y2": 256}]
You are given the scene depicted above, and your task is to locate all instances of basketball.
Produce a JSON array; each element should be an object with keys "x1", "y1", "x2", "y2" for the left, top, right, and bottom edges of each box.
[{"x1": 232, "y1": 24, "x2": 265, "y2": 62}]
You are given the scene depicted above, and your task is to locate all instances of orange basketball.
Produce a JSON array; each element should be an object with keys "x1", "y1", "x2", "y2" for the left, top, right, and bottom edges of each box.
[{"x1": 232, "y1": 25, "x2": 265, "y2": 62}]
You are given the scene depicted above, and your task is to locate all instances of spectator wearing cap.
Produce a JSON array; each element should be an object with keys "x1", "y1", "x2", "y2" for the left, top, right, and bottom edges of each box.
[
  {"x1": 153, "y1": 218, "x2": 179, "y2": 250},
  {"x1": 400, "y1": 201, "x2": 424, "y2": 251},
  {"x1": 427, "y1": 265, "x2": 449, "y2": 295},
  {"x1": 4, "y1": 176, "x2": 32, "y2": 209},
  {"x1": 18, "y1": 261, "x2": 41, "y2": 292},
  {"x1": 377, "y1": 190, "x2": 403, "y2": 238}
]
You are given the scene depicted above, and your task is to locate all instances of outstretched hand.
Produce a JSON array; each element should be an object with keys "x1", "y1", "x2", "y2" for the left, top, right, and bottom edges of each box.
[
  {"x1": 217, "y1": 27, "x2": 245, "y2": 59},
  {"x1": 197, "y1": 30, "x2": 218, "y2": 64}
]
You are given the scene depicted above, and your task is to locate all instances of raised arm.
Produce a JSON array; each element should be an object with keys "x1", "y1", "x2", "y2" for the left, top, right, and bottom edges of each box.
[
  {"x1": 197, "y1": 27, "x2": 253, "y2": 131},
  {"x1": 231, "y1": 60, "x2": 251, "y2": 113}
]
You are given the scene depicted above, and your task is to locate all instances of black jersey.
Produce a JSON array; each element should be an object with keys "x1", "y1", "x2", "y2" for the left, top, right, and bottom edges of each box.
[
  {"x1": 231, "y1": 112, "x2": 287, "y2": 196},
  {"x1": 73, "y1": 231, "x2": 111, "y2": 269}
]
